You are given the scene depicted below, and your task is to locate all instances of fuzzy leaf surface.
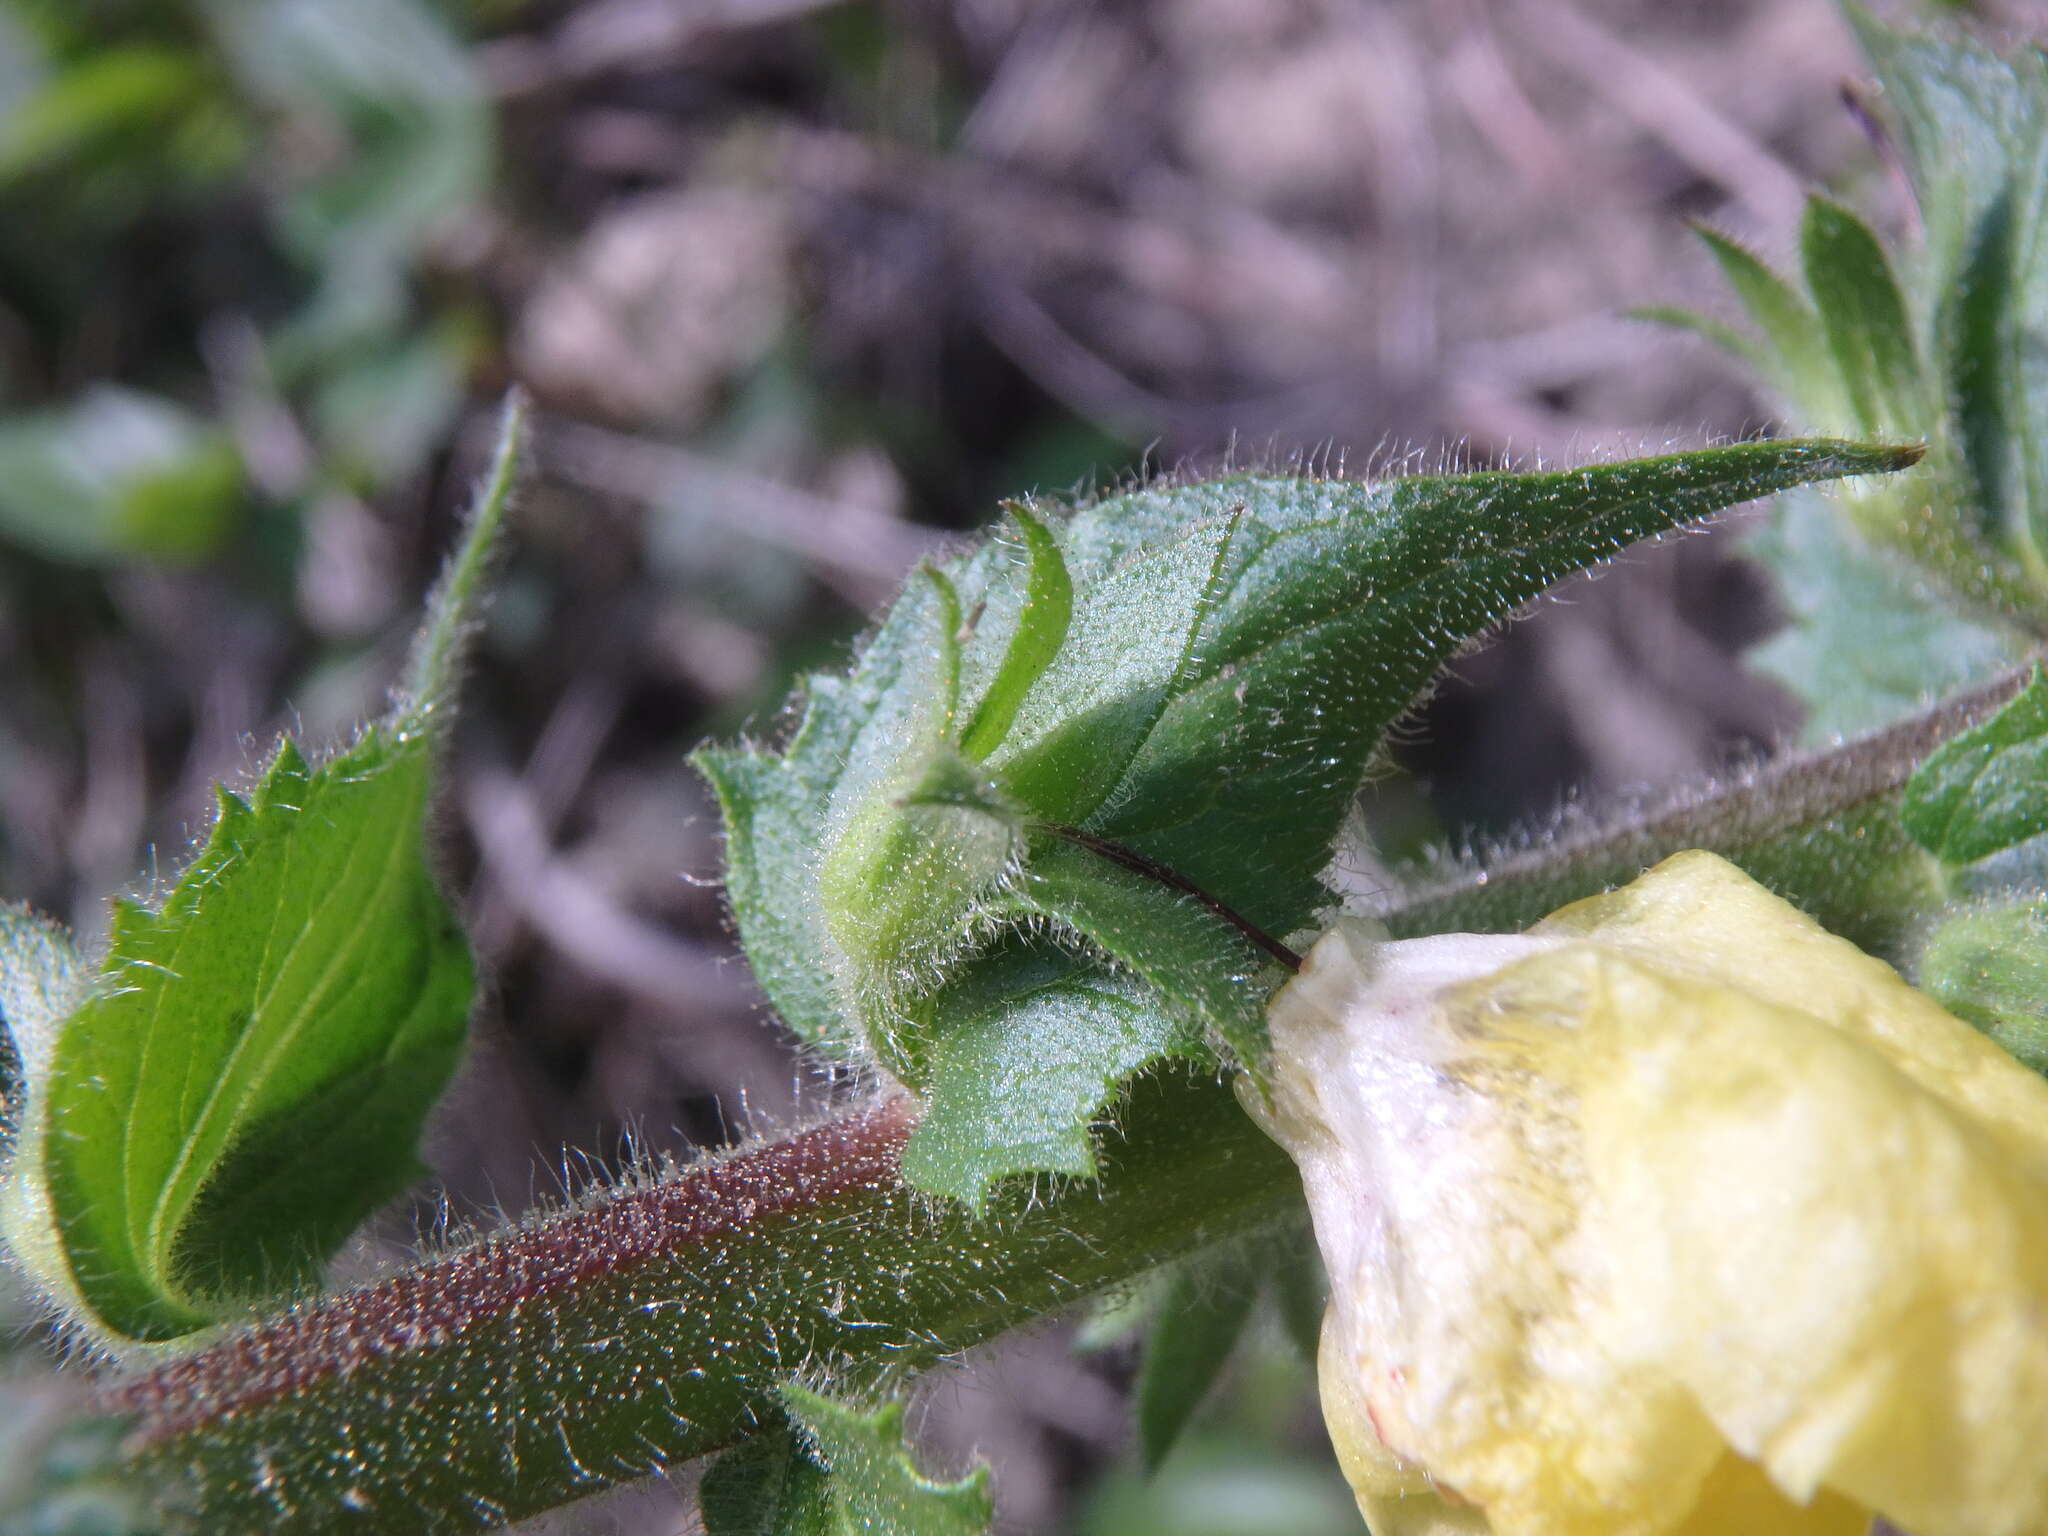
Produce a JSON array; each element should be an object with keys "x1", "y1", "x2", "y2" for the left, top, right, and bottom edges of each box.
[
  {"x1": 898, "y1": 942, "x2": 1201, "y2": 1206},
  {"x1": 1802, "y1": 198, "x2": 1927, "y2": 438},
  {"x1": 701, "y1": 442, "x2": 1922, "y2": 1198},
  {"x1": 1748, "y1": 488, "x2": 2033, "y2": 744},
  {"x1": 1689, "y1": 225, "x2": 1847, "y2": 420},
  {"x1": 36, "y1": 732, "x2": 471, "y2": 1341},
  {"x1": 1901, "y1": 665, "x2": 2048, "y2": 866},
  {"x1": 8, "y1": 398, "x2": 521, "y2": 1343},
  {"x1": 700, "y1": 1428, "x2": 830, "y2": 1536},
  {"x1": 1864, "y1": 15, "x2": 2048, "y2": 578}
]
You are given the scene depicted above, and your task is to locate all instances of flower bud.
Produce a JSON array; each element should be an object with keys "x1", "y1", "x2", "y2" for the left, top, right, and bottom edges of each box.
[{"x1": 1248, "y1": 850, "x2": 2048, "y2": 1536}]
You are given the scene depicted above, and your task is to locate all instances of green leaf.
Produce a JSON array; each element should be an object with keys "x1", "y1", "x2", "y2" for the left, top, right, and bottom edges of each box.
[
  {"x1": 1627, "y1": 302, "x2": 1773, "y2": 378},
  {"x1": 898, "y1": 941, "x2": 1202, "y2": 1206},
  {"x1": 814, "y1": 570, "x2": 1014, "y2": 1010},
  {"x1": 1917, "y1": 898, "x2": 2048, "y2": 1074},
  {"x1": 1747, "y1": 486, "x2": 2032, "y2": 743},
  {"x1": 1844, "y1": 11, "x2": 2048, "y2": 592},
  {"x1": 1688, "y1": 224, "x2": 1847, "y2": 422},
  {"x1": 991, "y1": 505, "x2": 1242, "y2": 822},
  {"x1": 704, "y1": 1388, "x2": 992, "y2": 1536},
  {"x1": 1007, "y1": 834, "x2": 1269, "y2": 1069},
  {"x1": 1847, "y1": 7, "x2": 2048, "y2": 330},
  {"x1": 0, "y1": 396, "x2": 524, "y2": 1344},
  {"x1": 959, "y1": 506, "x2": 1073, "y2": 758},
  {"x1": 1050, "y1": 444, "x2": 1922, "y2": 938},
  {"x1": 703, "y1": 441, "x2": 1923, "y2": 1197},
  {"x1": 0, "y1": 44, "x2": 203, "y2": 172},
  {"x1": 1901, "y1": 664, "x2": 2048, "y2": 865},
  {"x1": 1136, "y1": 1244, "x2": 1263, "y2": 1472},
  {"x1": 1801, "y1": 197, "x2": 1927, "y2": 439},
  {"x1": 0, "y1": 387, "x2": 240, "y2": 565}
]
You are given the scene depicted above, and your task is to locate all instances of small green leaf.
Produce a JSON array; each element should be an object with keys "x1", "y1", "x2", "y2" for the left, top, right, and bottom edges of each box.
[
  {"x1": 699, "y1": 565, "x2": 968, "y2": 1055},
  {"x1": 1, "y1": 397, "x2": 524, "y2": 1344},
  {"x1": 1008, "y1": 835, "x2": 1269, "y2": 1070},
  {"x1": 717, "y1": 1387, "x2": 992, "y2": 1536},
  {"x1": 1747, "y1": 486, "x2": 2032, "y2": 743},
  {"x1": 959, "y1": 507, "x2": 1073, "y2": 759},
  {"x1": 1136, "y1": 1244, "x2": 1263, "y2": 1472},
  {"x1": 899, "y1": 942, "x2": 1201, "y2": 1206},
  {"x1": 1847, "y1": 7, "x2": 2048, "y2": 322},
  {"x1": 1689, "y1": 224, "x2": 1846, "y2": 421},
  {"x1": 1917, "y1": 899, "x2": 2048, "y2": 1074},
  {"x1": 1802, "y1": 197, "x2": 1927, "y2": 439},
  {"x1": 992, "y1": 507, "x2": 1241, "y2": 822},
  {"x1": 1628, "y1": 302, "x2": 1773, "y2": 378},
  {"x1": 1901, "y1": 664, "x2": 2048, "y2": 866},
  {"x1": 1944, "y1": 176, "x2": 2048, "y2": 583}
]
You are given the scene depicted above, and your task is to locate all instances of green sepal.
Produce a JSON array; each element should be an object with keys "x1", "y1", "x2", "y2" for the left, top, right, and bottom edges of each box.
[
  {"x1": 1801, "y1": 197, "x2": 1927, "y2": 439},
  {"x1": 1006, "y1": 835, "x2": 1270, "y2": 1073},
  {"x1": 898, "y1": 941, "x2": 1203, "y2": 1207},
  {"x1": 959, "y1": 506, "x2": 1073, "y2": 759},
  {"x1": 1917, "y1": 899, "x2": 2048, "y2": 1075},
  {"x1": 701, "y1": 1388, "x2": 991, "y2": 1536},
  {"x1": 1135, "y1": 1242, "x2": 1264, "y2": 1472},
  {"x1": 1901, "y1": 664, "x2": 2048, "y2": 866}
]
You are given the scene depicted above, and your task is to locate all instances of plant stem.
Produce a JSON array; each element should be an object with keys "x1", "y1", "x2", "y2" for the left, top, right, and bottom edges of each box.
[
  {"x1": 110, "y1": 665, "x2": 2030, "y2": 1534},
  {"x1": 1383, "y1": 664, "x2": 2031, "y2": 957},
  {"x1": 115, "y1": 1077, "x2": 1293, "y2": 1533}
]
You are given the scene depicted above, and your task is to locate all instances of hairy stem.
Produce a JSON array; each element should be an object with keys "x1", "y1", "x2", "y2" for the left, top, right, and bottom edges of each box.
[
  {"x1": 115, "y1": 1078, "x2": 1292, "y2": 1533},
  {"x1": 109, "y1": 666, "x2": 2030, "y2": 1533},
  {"x1": 1382, "y1": 664, "x2": 2032, "y2": 956}
]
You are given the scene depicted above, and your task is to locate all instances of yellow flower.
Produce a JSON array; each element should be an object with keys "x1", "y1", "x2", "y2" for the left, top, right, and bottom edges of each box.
[{"x1": 1248, "y1": 851, "x2": 2048, "y2": 1536}]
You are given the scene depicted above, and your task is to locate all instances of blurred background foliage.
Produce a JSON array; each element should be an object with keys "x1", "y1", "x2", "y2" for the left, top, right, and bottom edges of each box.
[{"x1": 0, "y1": 1, "x2": 2037, "y2": 1531}]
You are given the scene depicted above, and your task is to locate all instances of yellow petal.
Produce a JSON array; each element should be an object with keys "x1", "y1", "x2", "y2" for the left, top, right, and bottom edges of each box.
[
  {"x1": 1259, "y1": 851, "x2": 2048, "y2": 1536},
  {"x1": 1260, "y1": 920, "x2": 1731, "y2": 1536},
  {"x1": 1664, "y1": 1455, "x2": 1865, "y2": 1536},
  {"x1": 1540, "y1": 856, "x2": 2048, "y2": 1536}
]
